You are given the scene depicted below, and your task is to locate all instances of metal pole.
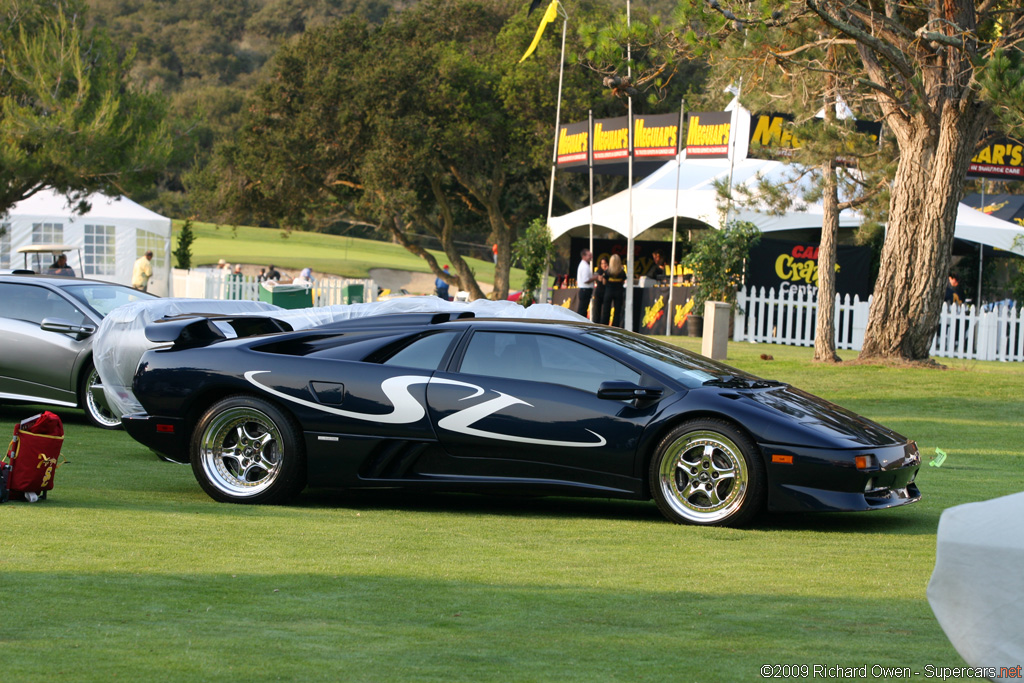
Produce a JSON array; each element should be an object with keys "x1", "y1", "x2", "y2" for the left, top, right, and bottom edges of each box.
[
  {"x1": 588, "y1": 110, "x2": 594, "y2": 258},
  {"x1": 624, "y1": 0, "x2": 635, "y2": 331},
  {"x1": 666, "y1": 99, "x2": 684, "y2": 336},
  {"x1": 541, "y1": 8, "x2": 568, "y2": 304},
  {"x1": 725, "y1": 78, "x2": 742, "y2": 227}
]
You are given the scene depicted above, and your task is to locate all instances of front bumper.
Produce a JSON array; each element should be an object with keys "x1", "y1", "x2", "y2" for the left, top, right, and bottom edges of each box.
[{"x1": 761, "y1": 441, "x2": 921, "y2": 512}]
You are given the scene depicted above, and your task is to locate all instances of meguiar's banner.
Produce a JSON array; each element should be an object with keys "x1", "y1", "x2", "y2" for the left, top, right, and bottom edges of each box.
[
  {"x1": 685, "y1": 111, "x2": 732, "y2": 158},
  {"x1": 633, "y1": 113, "x2": 679, "y2": 161},
  {"x1": 747, "y1": 112, "x2": 882, "y2": 161},
  {"x1": 555, "y1": 120, "x2": 590, "y2": 171},
  {"x1": 747, "y1": 238, "x2": 873, "y2": 299},
  {"x1": 592, "y1": 116, "x2": 630, "y2": 166},
  {"x1": 968, "y1": 137, "x2": 1024, "y2": 180}
]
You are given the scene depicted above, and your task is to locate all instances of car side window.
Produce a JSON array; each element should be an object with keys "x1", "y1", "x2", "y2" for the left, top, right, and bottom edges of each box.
[
  {"x1": 0, "y1": 283, "x2": 88, "y2": 326},
  {"x1": 382, "y1": 331, "x2": 461, "y2": 371},
  {"x1": 459, "y1": 331, "x2": 640, "y2": 394}
]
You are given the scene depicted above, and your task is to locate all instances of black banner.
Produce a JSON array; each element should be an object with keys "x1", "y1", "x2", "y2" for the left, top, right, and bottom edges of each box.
[
  {"x1": 967, "y1": 137, "x2": 1024, "y2": 180},
  {"x1": 747, "y1": 238, "x2": 873, "y2": 299},
  {"x1": 633, "y1": 113, "x2": 680, "y2": 161},
  {"x1": 592, "y1": 116, "x2": 630, "y2": 166},
  {"x1": 555, "y1": 120, "x2": 590, "y2": 171},
  {"x1": 685, "y1": 111, "x2": 732, "y2": 158},
  {"x1": 747, "y1": 112, "x2": 882, "y2": 162}
]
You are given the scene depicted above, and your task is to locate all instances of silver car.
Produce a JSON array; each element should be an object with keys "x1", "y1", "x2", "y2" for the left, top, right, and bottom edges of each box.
[{"x1": 0, "y1": 274, "x2": 156, "y2": 428}]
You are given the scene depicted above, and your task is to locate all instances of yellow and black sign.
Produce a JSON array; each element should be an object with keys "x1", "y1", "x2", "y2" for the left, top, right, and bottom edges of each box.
[
  {"x1": 747, "y1": 112, "x2": 882, "y2": 162},
  {"x1": 556, "y1": 120, "x2": 590, "y2": 169},
  {"x1": 685, "y1": 111, "x2": 732, "y2": 158},
  {"x1": 968, "y1": 137, "x2": 1024, "y2": 180},
  {"x1": 592, "y1": 116, "x2": 630, "y2": 165},
  {"x1": 634, "y1": 114, "x2": 679, "y2": 160}
]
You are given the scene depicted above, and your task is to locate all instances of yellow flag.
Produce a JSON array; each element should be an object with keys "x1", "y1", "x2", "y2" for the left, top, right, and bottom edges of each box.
[{"x1": 519, "y1": 0, "x2": 559, "y2": 63}]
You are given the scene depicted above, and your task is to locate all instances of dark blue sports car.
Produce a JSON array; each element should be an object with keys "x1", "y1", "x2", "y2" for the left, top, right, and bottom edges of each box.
[{"x1": 122, "y1": 311, "x2": 921, "y2": 526}]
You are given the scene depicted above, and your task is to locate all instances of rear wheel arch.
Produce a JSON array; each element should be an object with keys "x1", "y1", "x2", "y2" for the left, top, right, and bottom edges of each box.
[{"x1": 190, "y1": 393, "x2": 307, "y2": 504}]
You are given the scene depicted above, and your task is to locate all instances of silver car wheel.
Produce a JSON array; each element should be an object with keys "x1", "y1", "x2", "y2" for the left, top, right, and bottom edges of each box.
[
  {"x1": 198, "y1": 406, "x2": 284, "y2": 498},
  {"x1": 84, "y1": 367, "x2": 121, "y2": 428},
  {"x1": 658, "y1": 430, "x2": 749, "y2": 524}
]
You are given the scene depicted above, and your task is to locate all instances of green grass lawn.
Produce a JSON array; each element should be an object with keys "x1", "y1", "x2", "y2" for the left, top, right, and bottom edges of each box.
[
  {"x1": 178, "y1": 220, "x2": 526, "y2": 289},
  {"x1": 2, "y1": 341, "x2": 1021, "y2": 681}
]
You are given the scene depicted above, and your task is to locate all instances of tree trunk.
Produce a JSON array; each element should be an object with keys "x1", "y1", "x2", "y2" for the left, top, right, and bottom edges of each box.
[
  {"x1": 858, "y1": 106, "x2": 984, "y2": 361},
  {"x1": 814, "y1": 160, "x2": 840, "y2": 363}
]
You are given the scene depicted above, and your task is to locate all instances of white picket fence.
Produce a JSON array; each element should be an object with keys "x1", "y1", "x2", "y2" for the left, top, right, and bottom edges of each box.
[
  {"x1": 172, "y1": 269, "x2": 376, "y2": 306},
  {"x1": 735, "y1": 286, "x2": 1024, "y2": 362}
]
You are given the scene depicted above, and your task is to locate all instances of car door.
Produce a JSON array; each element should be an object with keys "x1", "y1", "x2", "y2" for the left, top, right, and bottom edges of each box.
[
  {"x1": 426, "y1": 328, "x2": 662, "y2": 491},
  {"x1": 0, "y1": 282, "x2": 93, "y2": 404}
]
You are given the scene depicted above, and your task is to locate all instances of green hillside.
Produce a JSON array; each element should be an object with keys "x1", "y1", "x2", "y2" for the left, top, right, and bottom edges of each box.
[{"x1": 175, "y1": 221, "x2": 526, "y2": 288}]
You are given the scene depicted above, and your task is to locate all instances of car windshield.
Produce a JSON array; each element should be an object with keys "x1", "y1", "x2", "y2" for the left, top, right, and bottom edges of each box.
[
  {"x1": 585, "y1": 327, "x2": 763, "y2": 389},
  {"x1": 62, "y1": 283, "x2": 156, "y2": 318}
]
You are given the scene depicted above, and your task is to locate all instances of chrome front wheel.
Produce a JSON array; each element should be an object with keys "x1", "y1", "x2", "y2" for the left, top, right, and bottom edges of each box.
[
  {"x1": 650, "y1": 420, "x2": 764, "y2": 527},
  {"x1": 81, "y1": 365, "x2": 121, "y2": 429}
]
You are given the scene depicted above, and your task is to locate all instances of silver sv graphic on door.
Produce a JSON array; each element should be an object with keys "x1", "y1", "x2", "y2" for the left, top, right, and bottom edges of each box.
[{"x1": 244, "y1": 371, "x2": 606, "y2": 448}]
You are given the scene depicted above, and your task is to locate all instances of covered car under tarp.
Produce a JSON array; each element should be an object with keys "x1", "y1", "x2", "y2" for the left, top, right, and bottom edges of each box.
[
  {"x1": 928, "y1": 492, "x2": 1024, "y2": 680},
  {"x1": 93, "y1": 297, "x2": 586, "y2": 418}
]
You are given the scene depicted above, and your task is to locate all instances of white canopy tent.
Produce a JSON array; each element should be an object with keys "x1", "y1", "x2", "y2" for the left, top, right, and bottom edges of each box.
[
  {"x1": 1, "y1": 189, "x2": 173, "y2": 295},
  {"x1": 550, "y1": 156, "x2": 1024, "y2": 255}
]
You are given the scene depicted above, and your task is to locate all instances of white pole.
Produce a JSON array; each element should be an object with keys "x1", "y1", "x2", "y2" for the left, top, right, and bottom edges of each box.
[
  {"x1": 624, "y1": 0, "x2": 635, "y2": 331},
  {"x1": 541, "y1": 7, "x2": 568, "y2": 304},
  {"x1": 588, "y1": 109, "x2": 594, "y2": 258},
  {"x1": 666, "y1": 99, "x2": 685, "y2": 336},
  {"x1": 725, "y1": 78, "x2": 742, "y2": 227}
]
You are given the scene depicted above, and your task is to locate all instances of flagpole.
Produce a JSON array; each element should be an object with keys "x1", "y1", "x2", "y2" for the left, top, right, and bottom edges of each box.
[
  {"x1": 541, "y1": 4, "x2": 568, "y2": 305},
  {"x1": 725, "y1": 78, "x2": 742, "y2": 227},
  {"x1": 624, "y1": 0, "x2": 635, "y2": 331},
  {"x1": 666, "y1": 98, "x2": 684, "y2": 336},
  {"x1": 588, "y1": 109, "x2": 594, "y2": 258}
]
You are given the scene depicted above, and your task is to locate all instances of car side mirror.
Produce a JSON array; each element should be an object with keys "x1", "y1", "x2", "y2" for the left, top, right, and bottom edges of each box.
[
  {"x1": 41, "y1": 317, "x2": 96, "y2": 338},
  {"x1": 597, "y1": 380, "x2": 663, "y2": 401}
]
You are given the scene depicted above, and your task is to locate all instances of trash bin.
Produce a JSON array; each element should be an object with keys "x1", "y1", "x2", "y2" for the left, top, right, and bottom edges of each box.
[
  {"x1": 342, "y1": 283, "x2": 364, "y2": 305},
  {"x1": 259, "y1": 282, "x2": 313, "y2": 310}
]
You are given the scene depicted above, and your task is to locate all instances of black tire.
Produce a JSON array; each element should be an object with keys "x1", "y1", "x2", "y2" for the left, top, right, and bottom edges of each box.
[
  {"x1": 79, "y1": 363, "x2": 122, "y2": 430},
  {"x1": 190, "y1": 395, "x2": 306, "y2": 504},
  {"x1": 649, "y1": 418, "x2": 765, "y2": 527}
]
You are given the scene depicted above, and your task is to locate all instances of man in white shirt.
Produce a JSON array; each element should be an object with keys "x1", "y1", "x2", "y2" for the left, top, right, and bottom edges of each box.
[{"x1": 576, "y1": 248, "x2": 596, "y2": 318}]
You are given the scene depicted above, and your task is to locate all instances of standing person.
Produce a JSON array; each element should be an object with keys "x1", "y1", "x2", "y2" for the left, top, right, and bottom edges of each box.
[
  {"x1": 132, "y1": 250, "x2": 154, "y2": 291},
  {"x1": 265, "y1": 264, "x2": 280, "y2": 281},
  {"x1": 601, "y1": 254, "x2": 626, "y2": 327},
  {"x1": 435, "y1": 265, "x2": 451, "y2": 301},
  {"x1": 945, "y1": 272, "x2": 964, "y2": 306},
  {"x1": 256, "y1": 267, "x2": 267, "y2": 283},
  {"x1": 592, "y1": 256, "x2": 609, "y2": 325},
  {"x1": 293, "y1": 267, "x2": 314, "y2": 286},
  {"x1": 492, "y1": 243, "x2": 498, "y2": 265},
  {"x1": 643, "y1": 250, "x2": 667, "y2": 282},
  {"x1": 576, "y1": 249, "x2": 596, "y2": 318}
]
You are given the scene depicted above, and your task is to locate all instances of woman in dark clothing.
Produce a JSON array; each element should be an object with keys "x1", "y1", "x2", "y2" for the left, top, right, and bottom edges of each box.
[
  {"x1": 601, "y1": 254, "x2": 626, "y2": 327},
  {"x1": 592, "y1": 256, "x2": 608, "y2": 324}
]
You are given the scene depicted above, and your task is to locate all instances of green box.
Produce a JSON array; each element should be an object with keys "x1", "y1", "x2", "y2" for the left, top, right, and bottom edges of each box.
[
  {"x1": 342, "y1": 283, "x2": 364, "y2": 305},
  {"x1": 259, "y1": 283, "x2": 313, "y2": 310}
]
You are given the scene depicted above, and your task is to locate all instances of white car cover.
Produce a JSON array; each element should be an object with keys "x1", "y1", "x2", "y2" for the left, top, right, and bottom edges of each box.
[
  {"x1": 93, "y1": 296, "x2": 586, "y2": 418},
  {"x1": 927, "y1": 492, "x2": 1024, "y2": 680}
]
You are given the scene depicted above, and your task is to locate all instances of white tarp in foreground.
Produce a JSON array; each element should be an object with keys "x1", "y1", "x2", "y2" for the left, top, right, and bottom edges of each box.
[
  {"x1": 927, "y1": 492, "x2": 1024, "y2": 680},
  {"x1": 94, "y1": 297, "x2": 586, "y2": 418}
]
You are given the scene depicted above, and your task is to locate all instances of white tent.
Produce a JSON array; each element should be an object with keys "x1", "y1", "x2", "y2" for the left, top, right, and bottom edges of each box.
[
  {"x1": 550, "y1": 156, "x2": 1024, "y2": 255},
  {"x1": 1, "y1": 189, "x2": 173, "y2": 295}
]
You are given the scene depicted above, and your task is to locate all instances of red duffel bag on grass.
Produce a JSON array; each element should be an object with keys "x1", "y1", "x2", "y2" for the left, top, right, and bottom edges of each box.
[{"x1": 2, "y1": 411, "x2": 64, "y2": 502}]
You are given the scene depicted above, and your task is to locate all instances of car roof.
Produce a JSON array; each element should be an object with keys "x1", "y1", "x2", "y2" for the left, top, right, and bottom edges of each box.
[{"x1": 0, "y1": 273, "x2": 131, "y2": 287}]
